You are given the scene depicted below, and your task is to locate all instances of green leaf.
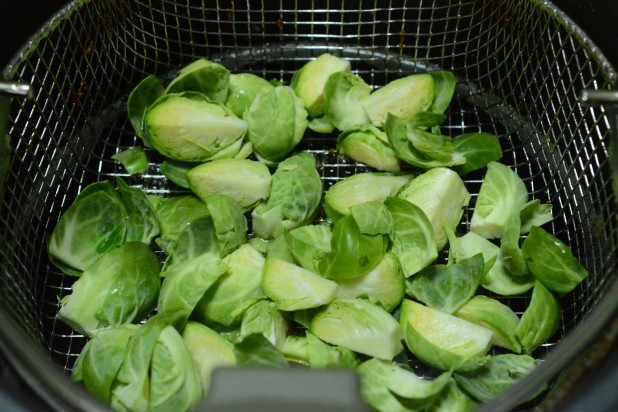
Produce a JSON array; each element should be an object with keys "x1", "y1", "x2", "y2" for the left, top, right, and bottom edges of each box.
[
  {"x1": 406, "y1": 254, "x2": 484, "y2": 314},
  {"x1": 385, "y1": 197, "x2": 438, "y2": 277},
  {"x1": 452, "y1": 132, "x2": 502, "y2": 175},
  {"x1": 111, "y1": 147, "x2": 149, "y2": 175},
  {"x1": 522, "y1": 226, "x2": 588, "y2": 294},
  {"x1": 116, "y1": 177, "x2": 160, "y2": 244},
  {"x1": 160, "y1": 159, "x2": 197, "y2": 189},
  {"x1": 516, "y1": 280, "x2": 560, "y2": 352},
  {"x1": 127, "y1": 75, "x2": 164, "y2": 142},
  {"x1": 454, "y1": 354, "x2": 541, "y2": 403},
  {"x1": 234, "y1": 333, "x2": 289, "y2": 368},
  {"x1": 316, "y1": 215, "x2": 386, "y2": 280}
]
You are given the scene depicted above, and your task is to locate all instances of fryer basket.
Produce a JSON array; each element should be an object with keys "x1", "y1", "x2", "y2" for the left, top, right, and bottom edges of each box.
[{"x1": 0, "y1": 0, "x2": 617, "y2": 410}]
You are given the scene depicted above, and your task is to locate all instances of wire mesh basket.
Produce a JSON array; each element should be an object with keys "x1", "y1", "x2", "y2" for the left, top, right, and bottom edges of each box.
[{"x1": 0, "y1": 0, "x2": 617, "y2": 410}]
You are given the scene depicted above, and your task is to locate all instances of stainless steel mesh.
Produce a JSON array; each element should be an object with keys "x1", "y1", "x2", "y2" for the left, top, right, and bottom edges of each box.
[{"x1": 1, "y1": 0, "x2": 617, "y2": 410}]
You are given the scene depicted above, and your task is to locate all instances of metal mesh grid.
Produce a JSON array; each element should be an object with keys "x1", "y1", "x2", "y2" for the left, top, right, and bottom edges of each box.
[{"x1": 0, "y1": 0, "x2": 616, "y2": 409}]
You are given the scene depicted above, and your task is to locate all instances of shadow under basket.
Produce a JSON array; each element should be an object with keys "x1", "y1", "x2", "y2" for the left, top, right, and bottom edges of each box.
[{"x1": 0, "y1": 0, "x2": 617, "y2": 411}]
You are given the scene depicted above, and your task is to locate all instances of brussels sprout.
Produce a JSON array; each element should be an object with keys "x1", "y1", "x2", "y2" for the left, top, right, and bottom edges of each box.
[
  {"x1": 144, "y1": 92, "x2": 247, "y2": 162},
  {"x1": 158, "y1": 252, "x2": 225, "y2": 324},
  {"x1": 516, "y1": 281, "x2": 560, "y2": 353},
  {"x1": 335, "y1": 252, "x2": 404, "y2": 312},
  {"x1": 73, "y1": 325, "x2": 139, "y2": 403},
  {"x1": 281, "y1": 335, "x2": 310, "y2": 366},
  {"x1": 204, "y1": 194, "x2": 248, "y2": 257},
  {"x1": 309, "y1": 299, "x2": 403, "y2": 360},
  {"x1": 165, "y1": 58, "x2": 230, "y2": 103},
  {"x1": 58, "y1": 242, "x2": 160, "y2": 335},
  {"x1": 337, "y1": 125, "x2": 401, "y2": 172},
  {"x1": 316, "y1": 215, "x2": 386, "y2": 281},
  {"x1": 154, "y1": 195, "x2": 211, "y2": 249},
  {"x1": 285, "y1": 223, "x2": 332, "y2": 272},
  {"x1": 251, "y1": 152, "x2": 323, "y2": 239},
  {"x1": 265, "y1": 233, "x2": 298, "y2": 264},
  {"x1": 453, "y1": 354, "x2": 541, "y2": 403},
  {"x1": 225, "y1": 72, "x2": 274, "y2": 117},
  {"x1": 233, "y1": 333, "x2": 290, "y2": 368},
  {"x1": 349, "y1": 200, "x2": 394, "y2": 236},
  {"x1": 470, "y1": 161, "x2": 528, "y2": 239},
  {"x1": 454, "y1": 231, "x2": 535, "y2": 296},
  {"x1": 323, "y1": 71, "x2": 371, "y2": 130},
  {"x1": 239, "y1": 300, "x2": 288, "y2": 350},
  {"x1": 115, "y1": 177, "x2": 160, "y2": 244},
  {"x1": 324, "y1": 172, "x2": 412, "y2": 222},
  {"x1": 386, "y1": 363, "x2": 453, "y2": 409},
  {"x1": 429, "y1": 381, "x2": 478, "y2": 412},
  {"x1": 397, "y1": 167, "x2": 471, "y2": 250},
  {"x1": 111, "y1": 146, "x2": 149, "y2": 175},
  {"x1": 385, "y1": 112, "x2": 466, "y2": 169},
  {"x1": 519, "y1": 199, "x2": 553, "y2": 234},
  {"x1": 384, "y1": 197, "x2": 437, "y2": 277},
  {"x1": 112, "y1": 313, "x2": 177, "y2": 412},
  {"x1": 522, "y1": 226, "x2": 588, "y2": 295},
  {"x1": 307, "y1": 114, "x2": 336, "y2": 134},
  {"x1": 262, "y1": 258, "x2": 338, "y2": 311},
  {"x1": 362, "y1": 73, "x2": 435, "y2": 126},
  {"x1": 291, "y1": 53, "x2": 352, "y2": 118},
  {"x1": 48, "y1": 181, "x2": 127, "y2": 276},
  {"x1": 244, "y1": 85, "x2": 308, "y2": 162},
  {"x1": 405, "y1": 254, "x2": 484, "y2": 314},
  {"x1": 455, "y1": 295, "x2": 522, "y2": 353},
  {"x1": 187, "y1": 158, "x2": 271, "y2": 210},
  {"x1": 194, "y1": 244, "x2": 265, "y2": 328},
  {"x1": 182, "y1": 321, "x2": 236, "y2": 396},
  {"x1": 127, "y1": 74, "x2": 164, "y2": 142},
  {"x1": 427, "y1": 71, "x2": 457, "y2": 114},
  {"x1": 399, "y1": 299, "x2": 493, "y2": 371},
  {"x1": 305, "y1": 331, "x2": 359, "y2": 369},
  {"x1": 149, "y1": 325, "x2": 203, "y2": 412}
]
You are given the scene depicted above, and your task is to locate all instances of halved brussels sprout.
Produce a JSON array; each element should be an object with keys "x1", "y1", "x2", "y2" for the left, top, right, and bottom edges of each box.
[
  {"x1": 165, "y1": 58, "x2": 230, "y2": 102},
  {"x1": 470, "y1": 161, "x2": 528, "y2": 239},
  {"x1": 291, "y1": 53, "x2": 351, "y2": 118},
  {"x1": 127, "y1": 74, "x2": 164, "y2": 142},
  {"x1": 144, "y1": 92, "x2": 247, "y2": 162},
  {"x1": 399, "y1": 299, "x2": 493, "y2": 371},
  {"x1": 455, "y1": 295, "x2": 522, "y2": 353},
  {"x1": 309, "y1": 298, "x2": 403, "y2": 360},
  {"x1": 187, "y1": 158, "x2": 271, "y2": 210},
  {"x1": 262, "y1": 258, "x2": 338, "y2": 311},
  {"x1": 397, "y1": 167, "x2": 471, "y2": 250},
  {"x1": 182, "y1": 321, "x2": 236, "y2": 396},
  {"x1": 362, "y1": 73, "x2": 435, "y2": 126},
  {"x1": 337, "y1": 125, "x2": 400, "y2": 172},
  {"x1": 334, "y1": 252, "x2": 404, "y2": 312},
  {"x1": 324, "y1": 172, "x2": 412, "y2": 222},
  {"x1": 225, "y1": 72, "x2": 274, "y2": 118}
]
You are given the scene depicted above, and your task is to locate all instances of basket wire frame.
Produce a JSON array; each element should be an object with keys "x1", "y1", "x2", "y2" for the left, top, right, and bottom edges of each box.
[{"x1": 0, "y1": 0, "x2": 616, "y2": 410}]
